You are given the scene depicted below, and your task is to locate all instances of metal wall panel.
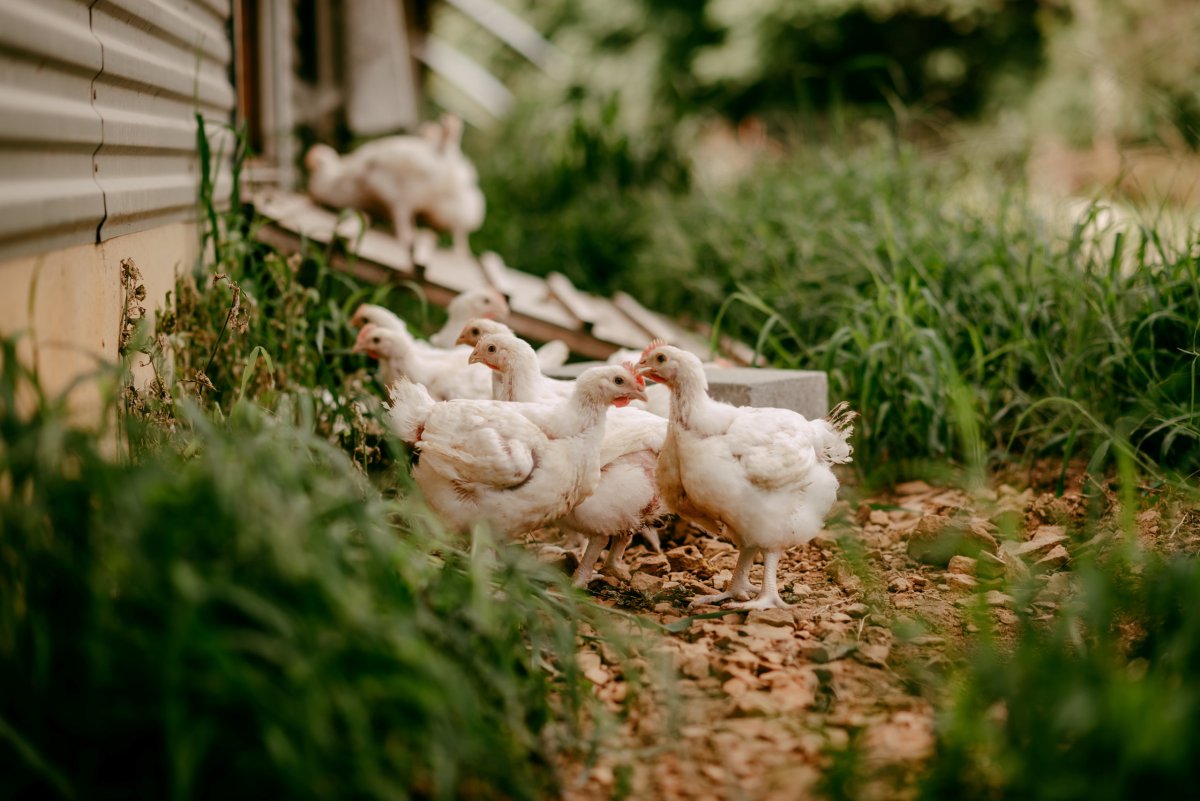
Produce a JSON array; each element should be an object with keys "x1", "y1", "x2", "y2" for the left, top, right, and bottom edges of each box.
[
  {"x1": 0, "y1": 0, "x2": 235, "y2": 261},
  {"x1": 0, "y1": 0, "x2": 106, "y2": 259},
  {"x1": 91, "y1": 0, "x2": 235, "y2": 241}
]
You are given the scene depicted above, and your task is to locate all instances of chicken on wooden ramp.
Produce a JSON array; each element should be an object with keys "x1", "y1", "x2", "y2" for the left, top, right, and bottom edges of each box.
[
  {"x1": 469, "y1": 332, "x2": 667, "y2": 584},
  {"x1": 386, "y1": 364, "x2": 648, "y2": 538},
  {"x1": 636, "y1": 342, "x2": 856, "y2": 609},
  {"x1": 306, "y1": 113, "x2": 485, "y2": 256}
]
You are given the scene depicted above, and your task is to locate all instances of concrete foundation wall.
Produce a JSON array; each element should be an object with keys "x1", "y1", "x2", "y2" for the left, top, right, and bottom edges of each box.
[{"x1": 0, "y1": 223, "x2": 197, "y2": 425}]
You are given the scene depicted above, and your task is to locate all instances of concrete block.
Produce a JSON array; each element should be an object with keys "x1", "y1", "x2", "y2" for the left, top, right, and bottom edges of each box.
[{"x1": 545, "y1": 363, "x2": 829, "y2": 420}]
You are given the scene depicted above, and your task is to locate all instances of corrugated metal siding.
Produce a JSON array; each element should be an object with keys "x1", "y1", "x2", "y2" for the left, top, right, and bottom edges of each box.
[
  {"x1": 91, "y1": 0, "x2": 235, "y2": 241},
  {"x1": 0, "y1": 0, "x2": 106, "y2": 259},
  {"x1": 0, "y1": 0, "x2": 234, "y2": 261}
]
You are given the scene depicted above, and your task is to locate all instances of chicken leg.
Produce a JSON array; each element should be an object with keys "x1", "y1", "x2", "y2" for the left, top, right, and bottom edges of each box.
[
  {"x1": 600, "y1": 532, "x2": 633, "y2": 582},
  {"x1": 690, "y1": 546, "x2": 760, "y2": 607},
  {"x1": 729, "y1": 549, "x2": 788, "y2": 609},
  {"x1": 572, "y1": 535, "x2": 609, "y2": 588}
]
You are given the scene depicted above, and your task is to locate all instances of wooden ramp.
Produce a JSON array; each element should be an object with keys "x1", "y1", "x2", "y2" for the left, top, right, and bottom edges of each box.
[{"x1": 251, "y1": 190, "x2": 752, "y2": 362}]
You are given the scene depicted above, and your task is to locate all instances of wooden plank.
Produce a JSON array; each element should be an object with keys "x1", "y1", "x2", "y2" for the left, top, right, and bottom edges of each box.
[
  {"x1": 498, "y1": 267, "x2": 580, "y2": 330},
  {"x1": 478, "y1": 250, "x2": 514, "y2": 297},
  {"x1": 544, "y1": 272, "x2": 595, "y2": 332},
  {"x1": 249, "y1": 189, "x2": 751, "y2": 365},
  {"x1": 612, "y1": 291, "x2": 712, "y2": 358}
]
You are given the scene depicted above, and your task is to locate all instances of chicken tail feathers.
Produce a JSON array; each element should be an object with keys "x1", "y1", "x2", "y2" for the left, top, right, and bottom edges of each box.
[
  {"x1": 819, "y1": 401, "x2": 857, "y2": 465},
  {"x1": 387, "y1": 378, "x2": 436, "y2": 444}
]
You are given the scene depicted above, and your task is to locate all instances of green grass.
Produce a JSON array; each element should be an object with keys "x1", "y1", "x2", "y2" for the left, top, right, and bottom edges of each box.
[
  {"x1": 0, "y1": 121, "x2": 657, "y2": 800},
  {"x1": 477, "y1": 115, "x2": 1199, "y2": 484},
  {"x1": 0, "y1": 330, "x2": 640, "y2": 801},
  {"x1": 920, "y1": 545, "x2": 1200, "y2": 800}
]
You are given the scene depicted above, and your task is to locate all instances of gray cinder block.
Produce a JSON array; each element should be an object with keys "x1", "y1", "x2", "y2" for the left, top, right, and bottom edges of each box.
[{"x1": 545, "y1": 363, "x2": 830, "y2": 420}]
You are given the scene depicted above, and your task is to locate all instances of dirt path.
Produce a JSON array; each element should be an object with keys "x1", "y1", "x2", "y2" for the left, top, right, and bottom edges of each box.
[{"x1": 540, "y1": 477, "x2": 1099, "y2": 800}]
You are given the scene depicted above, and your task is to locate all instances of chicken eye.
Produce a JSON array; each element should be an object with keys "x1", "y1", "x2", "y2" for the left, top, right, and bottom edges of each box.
[
  {"x1": 487, "y1": 345, "x2": 496, "y2": 353},
  {"x1": 372, "y1": 337, "x2": 380, "y2": 345},
  {"x1": 615, "y1": 376, "x2": 625, "y2": 386},
  {"x1": 656, "y1": 354, "x2": 666, "y2": 363},
  {"x1": 471, "y1": 327, "x2": 480, "y2": 336}
]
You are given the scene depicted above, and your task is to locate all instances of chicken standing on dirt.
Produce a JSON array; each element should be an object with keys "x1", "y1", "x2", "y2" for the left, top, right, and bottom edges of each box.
[
  {"x1": 469, "y1": 333, "x2": 668, "y2": 583},
  {"x1": 636, "y1": 342, "x2": 856, "y2": 609},
  {"x1": 386, "y1": 364, "x2": 648, "y2": 538},
  {"x1": 353, "y1": 323, "x2": 492, "y2": 400}
]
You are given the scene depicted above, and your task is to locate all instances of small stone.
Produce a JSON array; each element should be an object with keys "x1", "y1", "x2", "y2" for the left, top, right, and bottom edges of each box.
[
  {"x1": 665, "y1": 544, "x2": 708, "y2": 573},
  {"x1": 869, "y1": 509, "x2": 890, "y2": 526},
  {"x1": 791, "y1": 582, "x2": 813, "y2": 597},
  {"x1": 907, "y1": 515, "x2": 997, "y2": 566},
  {"x1": 746, "y1": 608, "x2": 795, "y2": 628},
  {"x1": 854, "y1": 642, "x2": 890, "y2": 667},
  {"x1": 638, "y1": 553, "x2": 671, "y2": 576},
  {"x1": 653, "y1": 602, "x2": 676, "y2": 614},
  {"x1": 630, "y1": 572, "x2": 663, "y2": 595},
  {"x1": 895, "y1": 480, "x2": 932, "y2": 495},
  {"x1": 743, "y1": 622, "x2": 794, "y2": 641},
  {"x1": 945, "y1": 573, "x2": 978, "y2": 592},
  {"x1": 1035, "y1": 544, "x2": 1070, "y2": 571},
  {"x1": 680, "y1": 653, "x2": 709, "y2": 680},
  {"x1": 984, "y1": 590, "x2": 1015, "y2": 608},
  {"x1": 844, "y1": 603, "x2": 870, "y2": 618},
  {"x1": 829, "y1": 612, "x2": 852, "y2": 623},
  {"x1": 584, "y1": 666, "x2": 610, "y2": 685},
  {"x1": 797, "y1": 643, "x2": 831, "y2": 663},
  {"x1": 947, "y1": 555, "x2": 978, "y2": 576},
  {"x1": 732, "y1": 692, "x2": 775, "y2": 717},
  {"x1": 888, "y1": 576, "x2": 912, "y2": 593}
]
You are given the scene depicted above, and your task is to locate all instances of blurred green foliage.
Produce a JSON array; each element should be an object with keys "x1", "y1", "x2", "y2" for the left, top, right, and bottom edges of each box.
[
  {"x1": 0, "y1": 119, "x2": 641, "y2": 801},
  {"x1": 0, "y1": 333, "x2": 608, "y2": 801},
  {"x1": 632, "y1": 140, "x2": 1200, "y2": 483},
  {"x1": 922, "y1": 543, "x2": 1200, "y2": 800},
  {"x1": 472, "y1": 92, "x2": 688, "y2": 292}
]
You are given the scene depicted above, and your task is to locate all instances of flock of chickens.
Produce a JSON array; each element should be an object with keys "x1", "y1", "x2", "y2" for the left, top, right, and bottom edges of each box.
[{"x1": 310, "y1": 121, "x2": 856, "y2": 610}]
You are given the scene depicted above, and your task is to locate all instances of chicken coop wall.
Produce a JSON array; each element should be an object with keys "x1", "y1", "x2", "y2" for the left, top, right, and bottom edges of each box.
[{"x1": 0, "y1": 0, "x2": 234, "y2": 424}]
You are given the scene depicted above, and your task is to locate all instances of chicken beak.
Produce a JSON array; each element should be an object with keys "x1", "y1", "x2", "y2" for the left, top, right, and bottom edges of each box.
[
  {"x1": 627, "y1": 384, "x2": 648, "y2": 404},
  {"x1": 455, "y1": 331, "x2": 471, "y2": 346},
  {"x1": 633, "y1": 361, "x2": 660, "y2": 384},
  {"x1": 467, "y1": 348, "x2": 482, "y2": 365}
]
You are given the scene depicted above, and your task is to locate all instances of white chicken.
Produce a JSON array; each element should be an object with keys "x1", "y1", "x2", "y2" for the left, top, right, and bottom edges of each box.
[
  {"x1": 351, "y1": 296, "x2": 568, "y2": 369},
  {"x1": 387, "y1": 364, "x2": 648, "y2": 538},
  {"x1": 428, "y1": 288, "x2": 509, "y2": 348},
  {"x1": 636, "y1": 342, "x2": 855, "y2": 609},
  {"x1": 352, "y1": 323, "x2": 492, "y2": 400},
  {"x1": 469, "y1": 332, "x2": 668, "y2": 584},
  {"x1": 305, "y1": 114, "x2": 484, "y2": 255},
  {"x1": 465, "y1": 331, "x2": 574, "y2": 403},
  {"x1": 455, "y1": 317, "x2": 571, "y2": 373}
]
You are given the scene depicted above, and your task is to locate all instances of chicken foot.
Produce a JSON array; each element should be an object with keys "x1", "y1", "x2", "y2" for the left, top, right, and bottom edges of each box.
[
  {"x1": 728, "y1": 549, "x2": 788, "y2": 609},
  {"x1": 690, "y1": 546, "x2": 760, "y2": 607}
]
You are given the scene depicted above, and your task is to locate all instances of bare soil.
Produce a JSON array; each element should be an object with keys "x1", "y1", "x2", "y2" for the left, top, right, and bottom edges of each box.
[{"x1": 532, "y1": 471, "x2": 1191, "y2": 800}]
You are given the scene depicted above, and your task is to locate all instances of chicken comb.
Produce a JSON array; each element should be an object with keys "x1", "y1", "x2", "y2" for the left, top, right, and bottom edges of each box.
[
  {"x1": 640, "y1": 338, "x2": 669, "y2": 360},
  {"x1": 622, "y1": 361, "x2": 646, "y2": 388}
]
